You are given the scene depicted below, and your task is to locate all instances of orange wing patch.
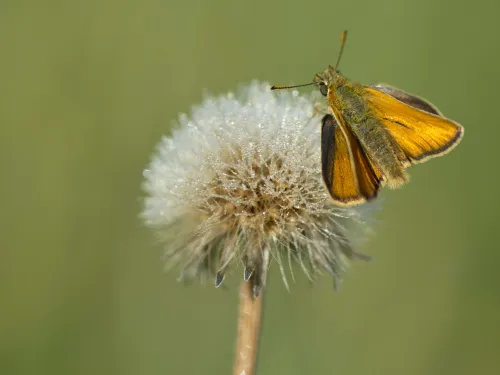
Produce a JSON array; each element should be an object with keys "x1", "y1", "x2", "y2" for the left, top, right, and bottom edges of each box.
[
  {"x1": 365, "y1": 87, "x2": 464, "y2": 163},
  {"x1": 321, "y1": 114, "x2": 382, "y2": 205}
]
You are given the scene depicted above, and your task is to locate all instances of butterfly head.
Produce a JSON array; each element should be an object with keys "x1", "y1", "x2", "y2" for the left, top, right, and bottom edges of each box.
[{"x1": 314, "y1": 66, "x2": 343, "y2": 97}]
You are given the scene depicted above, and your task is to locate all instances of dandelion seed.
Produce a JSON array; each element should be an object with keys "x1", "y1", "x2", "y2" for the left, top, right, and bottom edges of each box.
[{"x1": 141, "y1": 81, "x2": 370, "y2": 291}]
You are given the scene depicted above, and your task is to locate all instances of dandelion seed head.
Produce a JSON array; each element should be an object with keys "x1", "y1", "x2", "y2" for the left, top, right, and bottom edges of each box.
[{"x1": 141, "y1": 81, "x2": 369, "y2": 290}]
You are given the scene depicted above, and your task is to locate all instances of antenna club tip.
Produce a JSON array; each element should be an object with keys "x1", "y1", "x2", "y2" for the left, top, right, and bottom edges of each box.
[{"x1": 270, "y1": 85, "x2": 278, "y2": 90}]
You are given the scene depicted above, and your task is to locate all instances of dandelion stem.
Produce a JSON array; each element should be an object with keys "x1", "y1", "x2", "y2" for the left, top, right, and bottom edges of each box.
[{"x1": 232, "y1": 274, "x2": 264, "y2": 375}]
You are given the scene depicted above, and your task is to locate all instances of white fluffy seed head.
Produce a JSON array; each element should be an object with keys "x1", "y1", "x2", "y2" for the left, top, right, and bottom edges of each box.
[{"x1": 141, "y1": 81, "x2": 369, "y2": 291}]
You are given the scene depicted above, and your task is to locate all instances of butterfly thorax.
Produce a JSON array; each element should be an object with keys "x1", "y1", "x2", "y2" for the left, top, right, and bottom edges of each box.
[
  {"x1": 315, "y1": 67, "x2": 365, "y2": 117},
  {"x1": 315, "y1": 67, "x2": 368, "y2": 123}
]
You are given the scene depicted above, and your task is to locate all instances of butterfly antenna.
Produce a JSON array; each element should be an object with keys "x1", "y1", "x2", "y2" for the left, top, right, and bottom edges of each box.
[
  {"x1": 270, "y1": 82, "x2": 314, "y2": 90},
  {"x1": 333, "y1": 30, "x2": 348, "y2": 72}
]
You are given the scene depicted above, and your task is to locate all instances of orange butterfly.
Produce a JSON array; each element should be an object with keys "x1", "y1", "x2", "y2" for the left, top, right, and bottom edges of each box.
[{"x1": 272, "y1": 31, "x2": 463, "y2": 205}]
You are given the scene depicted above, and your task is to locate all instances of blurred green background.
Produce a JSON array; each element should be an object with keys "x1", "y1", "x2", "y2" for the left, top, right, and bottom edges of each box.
[{"x1": 2, "y1": 0, "x2": 500, "y2": 374}]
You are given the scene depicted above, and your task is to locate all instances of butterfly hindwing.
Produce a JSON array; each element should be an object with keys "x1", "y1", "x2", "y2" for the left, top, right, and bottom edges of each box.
[{"x1": 321, "y1": 114, "x2": 382, "y2": 205}]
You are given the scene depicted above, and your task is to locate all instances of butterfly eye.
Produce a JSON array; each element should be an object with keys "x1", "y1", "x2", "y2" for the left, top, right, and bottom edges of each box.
[{"x1": 319, "y1": 83, "x2": 328, "y2": 96}]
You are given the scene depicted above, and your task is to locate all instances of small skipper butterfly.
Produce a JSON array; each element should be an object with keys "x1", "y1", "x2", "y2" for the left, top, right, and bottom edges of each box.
[{"x1": 272, "y1": 31, "x2": 464, "y2": 206}]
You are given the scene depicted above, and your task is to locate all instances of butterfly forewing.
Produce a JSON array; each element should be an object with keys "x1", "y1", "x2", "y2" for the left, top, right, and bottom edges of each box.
[
  {"x1": 364, "y1": 87, "x2": 464, "y2": 163},
  {"x1": 371, "y1": 84, "x2": 442, "y2": 116}
]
